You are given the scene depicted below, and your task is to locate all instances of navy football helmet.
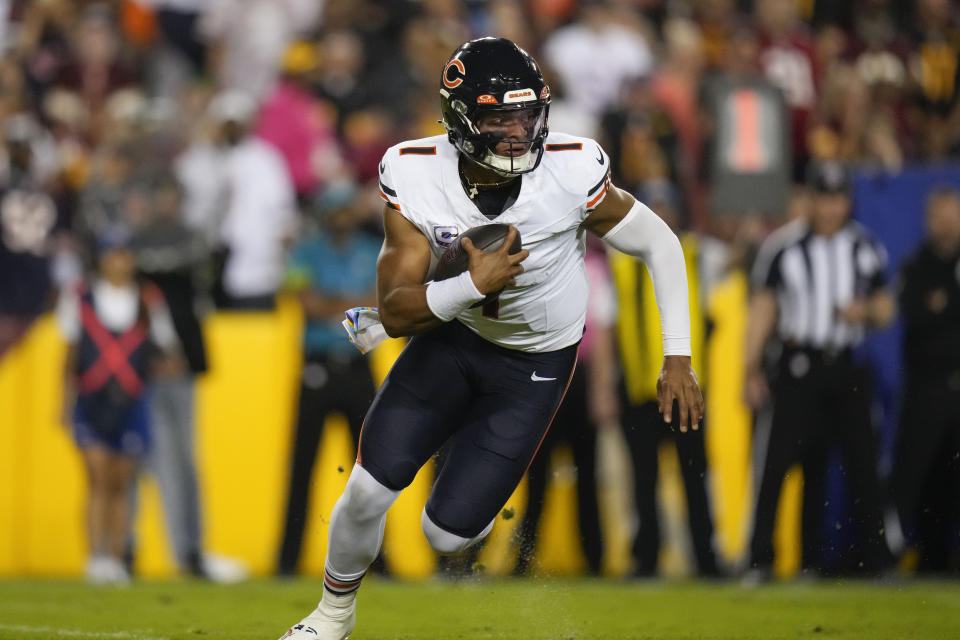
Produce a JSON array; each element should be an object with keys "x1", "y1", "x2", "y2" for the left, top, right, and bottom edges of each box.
[{"x1": 440, "y1": 37, "x2": 551, "y2": 175}]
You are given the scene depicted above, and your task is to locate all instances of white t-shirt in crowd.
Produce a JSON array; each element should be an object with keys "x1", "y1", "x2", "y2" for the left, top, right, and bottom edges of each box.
[
  {"x1": 543, "y1": 23, "x2": 653, "y2": 117},
  {"x1": 217, "y1": 137, "x2": 297, "y2": 299},
  {"x1": 199, "y1": 0, "x2": 322, "y2": 99}
]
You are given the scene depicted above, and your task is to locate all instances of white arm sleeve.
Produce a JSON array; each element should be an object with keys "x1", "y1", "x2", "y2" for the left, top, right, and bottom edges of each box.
[{"x1": 601, "y1": 200, "x2": 691, "y2": 356}]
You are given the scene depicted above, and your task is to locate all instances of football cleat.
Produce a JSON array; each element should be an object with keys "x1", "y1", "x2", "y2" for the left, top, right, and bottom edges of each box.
[{"x1": 277, "y1": 599, "x2": 356, "y2": 640}]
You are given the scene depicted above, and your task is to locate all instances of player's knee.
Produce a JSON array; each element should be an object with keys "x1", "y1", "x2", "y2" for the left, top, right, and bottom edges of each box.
[
  {"x1": 421, "y1": 509, "x2": 493, "y2": 554},
  {"x1": 340, "y1": 465, "x2": 399, "y2": 521},
  {"x1": 421, "y1": 510, "x2": 472, "y2": 553}
]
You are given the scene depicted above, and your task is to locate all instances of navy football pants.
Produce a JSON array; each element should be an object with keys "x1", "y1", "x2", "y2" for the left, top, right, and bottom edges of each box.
[{"x1": 358, "y1": 321, "x2": 578, "y2": 538}]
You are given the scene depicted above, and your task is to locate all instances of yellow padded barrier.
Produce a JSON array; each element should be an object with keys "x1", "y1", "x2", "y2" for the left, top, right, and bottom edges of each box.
[
  {"x1": 0, "y1": 276, "x2": 802, "y2": 578},
  {"x1": 705, "y1": 271, "x2": 754, "y2": 563}
]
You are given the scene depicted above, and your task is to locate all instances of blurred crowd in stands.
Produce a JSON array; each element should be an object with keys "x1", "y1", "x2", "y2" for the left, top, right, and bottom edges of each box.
[
  {"x1": 1, "y1": 0, "x2": 957, "y2": 334},
  {"x1": 0, "y1": 0, "x2": 958, "y2": 583}
]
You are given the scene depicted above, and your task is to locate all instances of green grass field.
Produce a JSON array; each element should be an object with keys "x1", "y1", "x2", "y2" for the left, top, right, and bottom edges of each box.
[{"x1": 0, "y1": 577, "x2": 958, "y2": 640}]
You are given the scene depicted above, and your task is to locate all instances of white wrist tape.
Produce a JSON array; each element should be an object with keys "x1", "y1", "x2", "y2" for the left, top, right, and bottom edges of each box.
[
  {"x1": 603, "y1": 199, "x2": 692, "y2": 356},
  {"x1": 426, "y1": 271, "x2": 485, "y2": 322}
]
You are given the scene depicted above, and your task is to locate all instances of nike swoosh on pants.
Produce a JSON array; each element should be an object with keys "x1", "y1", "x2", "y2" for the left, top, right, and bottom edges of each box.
[{"x1": 530, "y1": 372, "x2": 557, "y2": 382}]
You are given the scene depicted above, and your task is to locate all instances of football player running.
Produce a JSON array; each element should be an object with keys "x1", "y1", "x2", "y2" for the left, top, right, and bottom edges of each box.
[{"x1": 278, "y1": 37, "x2": 703, "y2": 640}]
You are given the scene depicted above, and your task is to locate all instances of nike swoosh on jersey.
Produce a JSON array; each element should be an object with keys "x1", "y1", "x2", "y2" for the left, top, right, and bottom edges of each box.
[
  {"x1": 530, "y1": 371, "x2": 557, "y2": 382},
  {"x1": 595, "y1": 145, "x2": 604, "y2": 165}
]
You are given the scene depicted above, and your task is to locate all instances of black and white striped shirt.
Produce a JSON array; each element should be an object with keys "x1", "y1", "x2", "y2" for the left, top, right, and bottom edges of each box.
[{"x1": 751, "y1": 219, "x2": 888, "y2": 350}]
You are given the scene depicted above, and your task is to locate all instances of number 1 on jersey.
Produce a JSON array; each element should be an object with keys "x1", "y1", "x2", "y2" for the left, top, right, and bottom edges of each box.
[{"x1": 482, "y1": 299, "x2": 500, "y2": 319}]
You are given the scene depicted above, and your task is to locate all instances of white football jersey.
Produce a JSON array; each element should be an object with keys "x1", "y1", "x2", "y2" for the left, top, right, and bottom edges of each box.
[{"x1": 378, "y1": 132, "x2": 612, "y2": 353}]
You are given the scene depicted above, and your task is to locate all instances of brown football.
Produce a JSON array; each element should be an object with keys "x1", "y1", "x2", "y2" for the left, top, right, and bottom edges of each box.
[{"x1": 431, "y1": 224, "x2": 523, "y2": 305}]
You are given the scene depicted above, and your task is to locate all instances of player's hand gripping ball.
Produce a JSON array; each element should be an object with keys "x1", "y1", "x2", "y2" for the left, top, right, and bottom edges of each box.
[{"x1": 432, "y1": 223, "x2": 523, "y2": 306}]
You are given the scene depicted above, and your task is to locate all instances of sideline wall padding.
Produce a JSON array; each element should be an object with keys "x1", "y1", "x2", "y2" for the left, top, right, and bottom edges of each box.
[{"x1": 0, "y1": 285, "x2": 779, "y2": 577}]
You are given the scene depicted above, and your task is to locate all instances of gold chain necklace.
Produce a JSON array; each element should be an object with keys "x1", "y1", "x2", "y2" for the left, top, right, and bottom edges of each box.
[{"x1": 462, "y1": 174, "x2": 517, "y2": 199}]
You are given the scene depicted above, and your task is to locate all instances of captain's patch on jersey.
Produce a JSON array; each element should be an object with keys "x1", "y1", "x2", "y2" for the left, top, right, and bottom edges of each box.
[{"x1": 434, "y1": 225, "x2": 460, "y2": 247}]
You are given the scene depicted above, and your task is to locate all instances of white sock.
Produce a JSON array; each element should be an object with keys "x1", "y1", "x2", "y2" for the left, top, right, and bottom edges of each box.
[
  {"x1": 323, "y1": 465, "x2": 400, "y2": 598},
  {"x1": 421, "y1": 509, "x2": 495, "y2": 553}
]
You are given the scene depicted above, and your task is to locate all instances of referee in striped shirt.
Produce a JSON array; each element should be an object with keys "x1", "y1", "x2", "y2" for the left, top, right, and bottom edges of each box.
[{"x1": 742, "y1": 162, "x2": 895, "y2": 579}]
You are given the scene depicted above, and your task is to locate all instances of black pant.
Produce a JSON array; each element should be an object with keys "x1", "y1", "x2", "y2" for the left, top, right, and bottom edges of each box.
[
  {"x1": 277, "y1": 353, "x2": 375, "y2": 575},
  {"x1": 512, "y1": 366, "x2": 603, "y2": 575},
  {"x1": 622, "y1": 399, "x2": 718, "y2": 576},
  {"x1": 748, "y1": 347, "x2": 889, "y2": 573},
  {"x1": 358, "y1": 321, "x2": 579, "y2": 538},
  {"x1": 893, "y1": 372, "x2": 960, "y2": 570}
]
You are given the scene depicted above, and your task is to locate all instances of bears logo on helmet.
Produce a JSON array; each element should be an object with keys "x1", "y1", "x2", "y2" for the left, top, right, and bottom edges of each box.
[{"x1": 443, "y1": 59, "x2": 466, "y2": 89}]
